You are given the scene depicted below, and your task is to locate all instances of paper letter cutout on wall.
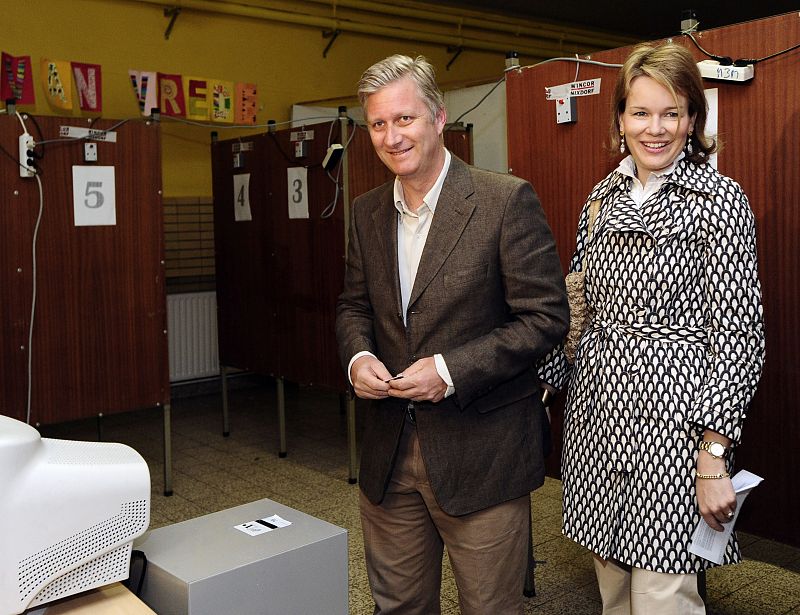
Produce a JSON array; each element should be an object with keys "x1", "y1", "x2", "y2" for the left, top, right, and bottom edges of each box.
[
  {"x1": 72, "y1": 166, "x2": 117, "y2": 227},
  {"x1": 235, "y1": 82, "x2": 258, "y2": 125},
  {"x1": 210, "y1": 79, "x2": 234, "y2": 123},
  {"x1": 287, "y1": 167, "x2": 309, "y2": 219},
  {"x1": 72, "y1": 62, "x2": 102, "y2": 112},
  {"x1": 41, "y1": 59, "x2": 72, "y2": 110},
  {"x1": 158, "y1": 73, "x2": 185, "y2": 117},
  {"x1": 233, "y1": 174, "x2": 252, "y2": 222},
  {"x1": 185, "y1": 76, "x2": 209, "y2": 120},
  {"x1": 128, "y1": 70, "x2": 158, "y2": 116},
  {"x1": 1, "y1": 53, "x2": 36, "y2": 104}
]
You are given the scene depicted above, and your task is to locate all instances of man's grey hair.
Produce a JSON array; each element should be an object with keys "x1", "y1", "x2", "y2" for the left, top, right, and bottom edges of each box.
[{"x1": 357, "y1": 55, "x2": 445, "y2": 123}]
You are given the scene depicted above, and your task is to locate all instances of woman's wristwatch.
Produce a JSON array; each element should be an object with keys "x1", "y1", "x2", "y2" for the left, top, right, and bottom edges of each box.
[{"x1": 699, "y1": 440, "x2": 728, "y2": 459}]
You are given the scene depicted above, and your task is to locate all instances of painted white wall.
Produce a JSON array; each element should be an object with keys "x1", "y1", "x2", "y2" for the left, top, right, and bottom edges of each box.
[{"x1": 443, "y1": 80, "x2": 507, "y2": 173}]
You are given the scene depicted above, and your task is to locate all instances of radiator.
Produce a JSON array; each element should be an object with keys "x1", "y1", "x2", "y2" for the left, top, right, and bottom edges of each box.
[{"x1": 167, "y1": 292, "x2": 220, "y2": 382}]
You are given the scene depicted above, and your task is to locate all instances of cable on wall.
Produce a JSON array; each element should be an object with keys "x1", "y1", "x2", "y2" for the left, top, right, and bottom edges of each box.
[
  {"x1": 26, "y1": 173, "x2": 44, "y2": 425},
  {"x1": 320, "y1": 118, "x2": 356, "y2": 219},
  {"x1": 8, "y1": 113, "x2": 142, "y2": 423},
  {"x1": 34, "y1": 118, "x2": 130, "y2": 147},
  {"x1": 11, "y1": 111, "x2": 45, "y2": 425},
  {"x1": 684, "y1": 31, "x2": 800, "y2": 65},
  {"x1": 447, "y1": 74, "x2": 506, "y2": 129}
]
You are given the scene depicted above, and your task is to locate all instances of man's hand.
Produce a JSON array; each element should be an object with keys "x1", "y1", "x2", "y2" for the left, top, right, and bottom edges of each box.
[
  {"x1": 388, "y1": 357, "x2": 447, "y2": 403},
  {"x1": 351, "y1": 355, "x2": 393, "y2": 399}
]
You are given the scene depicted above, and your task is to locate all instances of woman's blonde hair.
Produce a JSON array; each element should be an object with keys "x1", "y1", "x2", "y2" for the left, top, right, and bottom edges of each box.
[{"x1": 611, "y1": 43, "x2": 717, "y2": 163}]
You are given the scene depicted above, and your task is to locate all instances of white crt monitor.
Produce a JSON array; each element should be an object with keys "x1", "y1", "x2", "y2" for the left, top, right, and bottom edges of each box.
[{"x1": 0, "y1": 415, "x2": 150, "y2": 615}]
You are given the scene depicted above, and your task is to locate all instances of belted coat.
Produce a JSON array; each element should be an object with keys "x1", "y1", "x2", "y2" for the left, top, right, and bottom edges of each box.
[{"x1": 539, "y1": 157, "x2": 765, "y2": 573}]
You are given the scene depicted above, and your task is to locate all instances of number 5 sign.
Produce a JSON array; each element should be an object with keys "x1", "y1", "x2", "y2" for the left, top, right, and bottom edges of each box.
[{"x1": 72, "y1": 166, "x2": 116, "y2": 226}]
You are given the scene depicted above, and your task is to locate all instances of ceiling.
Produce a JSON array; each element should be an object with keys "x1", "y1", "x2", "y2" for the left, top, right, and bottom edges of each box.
[{"x1": 435, "y1": 1, "x2": 799, "y2": 41}]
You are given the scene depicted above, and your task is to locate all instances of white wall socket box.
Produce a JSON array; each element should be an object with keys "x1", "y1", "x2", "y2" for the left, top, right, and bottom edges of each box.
[
  {"x1": 19, "y1": 134, "x2": 35, "y2": 177},
  {"x1": 556, "y1": 97, "x2": 577, "y2": 124},
  {"x1": 84, "y1": 142, "x2": 98, "y2": 162},
  {"x1": 698, "y1": 60, "x2": 754, "y2": 82}
]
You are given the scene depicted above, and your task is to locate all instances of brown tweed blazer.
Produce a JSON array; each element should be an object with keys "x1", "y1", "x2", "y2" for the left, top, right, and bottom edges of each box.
[{"x1": 336, "y1": 155, "x2": 568, "y2": 516}]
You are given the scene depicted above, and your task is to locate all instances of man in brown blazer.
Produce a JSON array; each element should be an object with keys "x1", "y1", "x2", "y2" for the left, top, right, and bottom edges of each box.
[{"x1": 336, "y1": 54, "x2": 568, "y2": 614}]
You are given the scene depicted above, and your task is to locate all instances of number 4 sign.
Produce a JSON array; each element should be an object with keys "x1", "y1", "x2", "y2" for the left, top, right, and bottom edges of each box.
[
  {"x1": 233, "y1": 173, "x2": 252, "y2": 222},
  {"x1": 72, "y1": 166, "x2": 116, "y2": 226}
]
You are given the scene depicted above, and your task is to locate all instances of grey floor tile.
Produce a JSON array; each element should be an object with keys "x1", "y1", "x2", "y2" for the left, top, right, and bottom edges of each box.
[
  {"x1": 742, "y1": 538, "x2": 800, "y2": 568},
  {"x1": 524, "y1": 590, "x2": 601, "y2": 614}
]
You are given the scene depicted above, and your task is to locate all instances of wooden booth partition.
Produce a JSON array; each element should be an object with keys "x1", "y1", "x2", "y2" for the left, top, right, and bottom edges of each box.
[
  {"x1": 212, "y1": 125, "x2": 347, "y2": 391},
  {"x1": 212, "y1": 121, "x2": 473, "y2": 392},
  {"x1": 211, "y1": 135, "x2": 280, "y2": 380},
  {"x1": 506, "y1": 12, "x2": 800, "y2": 546},
  {"x1": 0, "y1": 115, "x2": 169, "y2": 427}
]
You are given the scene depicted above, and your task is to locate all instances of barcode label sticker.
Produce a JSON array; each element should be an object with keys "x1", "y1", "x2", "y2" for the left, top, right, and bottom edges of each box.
[{"x1": 234, "y1": 514, "x2": 292, "y2": 536}]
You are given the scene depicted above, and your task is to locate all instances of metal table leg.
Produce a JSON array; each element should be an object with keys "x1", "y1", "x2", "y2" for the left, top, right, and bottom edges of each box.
[
  {"x1": 277, "y1": 377, "x2": 287, "y2": 458},
  {"x1": 163, "y1": 402, "x2": 173, "y2": 496},
  {"x1": 221, "y1": 365, "x2": 230, "y2": 437}
]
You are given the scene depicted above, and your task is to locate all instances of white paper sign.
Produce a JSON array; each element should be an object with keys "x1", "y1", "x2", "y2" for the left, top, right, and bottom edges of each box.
[
  {"x1": 287, "y1": 167, "x2": 309, "y2": 219},
  {"x1": 59, "y1": 125, "x2": 118, "y2": 142},
  {"x1": 72, "y1": 166, "x2": 116, "y2": 226},
  {"x1": 545, "y1": 78, "x2": 601, "y2": 100},
  {"x1": 234, "y1": 514, "x2": 292, "y2": 536},
  {"x1": 233, "y1": 173, "x2": 252, "y2": 222},
  {"x1": 289, "y1": 130, "x2": 315, "y2": 142}
]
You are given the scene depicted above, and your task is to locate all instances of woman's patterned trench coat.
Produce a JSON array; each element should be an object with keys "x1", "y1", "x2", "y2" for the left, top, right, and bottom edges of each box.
[{"x1": 539, "y1": 158, "x2": 765, "y2": 573}]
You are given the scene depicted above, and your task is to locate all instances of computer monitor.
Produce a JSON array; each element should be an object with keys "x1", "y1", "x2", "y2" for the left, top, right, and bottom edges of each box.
[{"x1": 0, "y1": 415, "x2": 150, "y2": 615}]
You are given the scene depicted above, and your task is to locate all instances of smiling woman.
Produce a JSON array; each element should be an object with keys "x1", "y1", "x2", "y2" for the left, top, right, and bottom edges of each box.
[
  {"x1": 618, "y1": 76, "x2": 694, "y2": 184},
  {"x1": 610, "y1": 43, "x2": 717, "y2": 183},
  {"x1": 537, "y1": 42, "x2": 765, "y2": 614}
]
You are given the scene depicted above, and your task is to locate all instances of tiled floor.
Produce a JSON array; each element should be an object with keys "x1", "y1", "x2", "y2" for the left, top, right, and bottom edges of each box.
[{"x1": 40, "y1": 376, "x2": 800, "y2": 615}]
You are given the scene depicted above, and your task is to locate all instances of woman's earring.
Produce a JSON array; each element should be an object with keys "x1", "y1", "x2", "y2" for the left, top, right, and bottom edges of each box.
[
  {"x1": 619, "y1": 130, "x2": 626, "y2": 154},
  {"x1": 686, "y1": 131, "x2": 694, "y2": 155}
]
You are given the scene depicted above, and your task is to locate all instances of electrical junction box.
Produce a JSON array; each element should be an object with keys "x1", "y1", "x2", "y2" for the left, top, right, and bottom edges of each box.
[
  {"x1": 698, "y1": 60, "x2": 754, "y2": 82},
  {"x1": 84, "y1": 142, "x2": 98, "y2": 162},
  {"x1": 556, "y1": 97, "x2": 577, "y2": 124},
  {"x1": 18, "y1": 133, "x2": 35, "y2": 177}
]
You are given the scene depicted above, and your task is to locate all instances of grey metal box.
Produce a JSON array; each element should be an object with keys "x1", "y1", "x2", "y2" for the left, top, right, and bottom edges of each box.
[{"x1": 134, "y1": 498, "x2": 348, "y2": 615}]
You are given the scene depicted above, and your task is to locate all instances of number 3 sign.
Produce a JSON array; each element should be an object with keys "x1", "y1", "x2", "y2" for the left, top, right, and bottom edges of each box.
[
  {"x1": 287, "y1": 167, "x2": 309, "y2": 219},
  {"x1": 72, "y1": 166, "x2": 117, "y2": 226}
]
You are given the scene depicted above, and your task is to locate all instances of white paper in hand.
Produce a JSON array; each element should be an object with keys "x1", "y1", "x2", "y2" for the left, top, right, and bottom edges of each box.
[{"x1": 689, "y1": 469, "x2": 764, "y2": 564}]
